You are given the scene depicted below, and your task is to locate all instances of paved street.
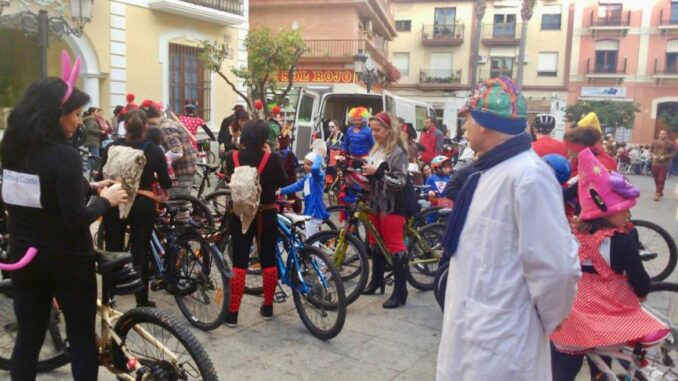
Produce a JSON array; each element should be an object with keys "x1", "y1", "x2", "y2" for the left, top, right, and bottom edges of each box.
[{"x1": 1, "y1": 174, "x2": 677, "y2": 381}]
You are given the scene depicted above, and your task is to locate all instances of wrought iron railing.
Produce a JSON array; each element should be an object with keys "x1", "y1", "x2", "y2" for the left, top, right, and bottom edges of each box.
[
  {"x1": 179, "y1": 0, "x2": 244, "y2": 16},
  {"x1": 659, "y1": 8, "x2": 678, "y2": 26},
  {"x1": 421, "y1": 24, "x2": 464, "y2": 43},
  {"x1": 590, "y1": 10, "x2": 631, "y2": 27},
  {"x1": 419, "y1": 69, "x2": 462, "y2": 85},
  {"x1": 654, "y1": 58, "x2": 678, "y2": 74},
  {"x1": 586, "y1": 58, "x2": 627, "y2": 74},
  {"x1": 482, "y1": 23, "x2": 520, "y2": 40}
]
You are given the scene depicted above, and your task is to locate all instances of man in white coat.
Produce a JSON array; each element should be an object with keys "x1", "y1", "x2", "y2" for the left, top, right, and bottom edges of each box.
[{"x1": 437, "y1": 77, "x2": 580, "y2": 381}]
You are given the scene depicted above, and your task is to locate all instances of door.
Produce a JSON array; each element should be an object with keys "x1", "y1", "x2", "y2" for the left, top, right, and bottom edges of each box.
[
  {"x1": 430, "y1": 53, "x2": 453, "y2": 81},
  {"x1": 490, "y1": 57, "x2": 514, "y2": 78},
  {"x1": 434, "y1": 7, "x2": 456, "y2": 37},
  {"x1": 293, "y1": 89, "x2": 320, "y2": 159},
  {"x1": 493, "y1": 14, "x2": 517, "y2": 38}
]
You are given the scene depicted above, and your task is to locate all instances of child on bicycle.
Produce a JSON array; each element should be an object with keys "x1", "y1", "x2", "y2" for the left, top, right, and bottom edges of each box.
[
  {"x1": 550, "y1": 148, "x2": 669, "y2": 381},
  {"x1": 426, "y1": 155, "x2": 453, "y2": 207},
  {"x1": 279, "y1": 151, "x2": 329, "y2": 237}
]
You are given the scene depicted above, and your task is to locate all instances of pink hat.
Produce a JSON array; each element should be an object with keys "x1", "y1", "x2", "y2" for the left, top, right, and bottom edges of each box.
[{"x1": 578, "y1": 148, "x2": 639, "y2": 220}]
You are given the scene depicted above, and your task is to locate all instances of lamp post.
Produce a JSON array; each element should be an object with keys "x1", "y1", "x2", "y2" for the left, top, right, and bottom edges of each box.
[
  {"x1": 353, "y1": 49, "x2": 378, "y2": 93},
  {"x1": 0, "y1": 0, "x2": 94, "y2": 78}
]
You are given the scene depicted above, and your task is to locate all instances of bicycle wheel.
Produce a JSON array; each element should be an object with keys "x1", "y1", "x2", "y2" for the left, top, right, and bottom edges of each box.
[
  {"x1": 206, "y1": 151, "x2": 218, "y2": 166},
  {"x1": 203, "y1": 190, "x2": 231, "y2": 221},
  {"x1": 406, "y1": 223, "x2": 445, "y2": 291},
  {"x1": 636, "y1": 282, "x2": 678, "y2": 381},
  {"x1": 305, "y1": 230, "x2": 368, "y2": 306},
  {"x1": 174, "y1": 233, "x2": 229, "y2": 331},
  {"x1": 413, "y1": 206, "x2": 445, "y2": 229},
  {"x1": 170, "y1": 194, "x2": 215, "y2": 233},
  {"x1": 434, "y1": 261, "x2": 449, "y2": 312},
  {"x1": 112, "y1": 307, "x2": 218, "y2": 381},
  {"x1": 0, "y1": 280, "x2": 70, "y2": 372},
  {"x1": 326, "y1": 205, "x2": 368, "y2": 243},
  {"x1": 632, "y1": 219, "x2": 678, "y2": 282},
  {"x1": 227, "y1": 241, "x2": 263, "y2": 295},
  {"x1": 291, "y1": 246, "x2": 346, "y2": 340}
]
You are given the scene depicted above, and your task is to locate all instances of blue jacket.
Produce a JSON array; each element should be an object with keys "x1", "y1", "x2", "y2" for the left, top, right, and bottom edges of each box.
[
  {"x1": 280, "y1": 154, "x2": 329, "y2": 220},
  {"x1": 341, "y1": 123, "x2": 374, "y2": 156},
  {"x1": 426, "y1": 173, "x2": 451, "y2": 197}
]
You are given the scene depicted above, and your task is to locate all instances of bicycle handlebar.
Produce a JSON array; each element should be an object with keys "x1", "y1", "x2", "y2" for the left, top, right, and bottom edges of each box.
[{"x1": 0, "y1": 247, "x2": 38, "y2": 271}]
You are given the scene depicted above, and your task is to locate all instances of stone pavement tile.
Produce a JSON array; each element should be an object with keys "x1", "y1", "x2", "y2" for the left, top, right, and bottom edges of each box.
[
  {"x1": 342, "y1": 335, "x2": 436, "y2": 373},
  {"x1": 390, "y1": 352, "x2": 437, "y2": 381},
  {"x1": 222, "y1": 356, "x2": 303, "y2": 381}
]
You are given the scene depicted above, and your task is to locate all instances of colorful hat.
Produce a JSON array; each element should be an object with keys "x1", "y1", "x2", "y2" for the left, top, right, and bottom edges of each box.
[
  {"x1": 347, "y1": 107, "x2": 371, "y2": 122},
  {"x1": 460, "y1": 76, "x2": 527, "y2": 135},
  {"x1": 578, "y1": 148, "x2": 639, "y2": 220},
  {"x1": 577, "y1": 112, "x2": 602, "y2": 133}
]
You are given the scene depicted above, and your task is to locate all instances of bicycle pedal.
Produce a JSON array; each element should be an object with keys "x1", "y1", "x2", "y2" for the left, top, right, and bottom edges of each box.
[
  {"x1": 385, "y1": 278, "x2": 394, "y2": 286},
  {"x1": 274, "y1": 290, "x2": 287, "y2": 303},
  {"x1": 150, "y1": 279, "x2": 166, "y2": 292}
]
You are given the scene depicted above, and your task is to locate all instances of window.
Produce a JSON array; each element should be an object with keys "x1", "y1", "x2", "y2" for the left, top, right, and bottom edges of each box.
[
  {"x1": 541, "y1": 5, "x2": 562, "y2": 30},
  {"x1": 672, "y1": 1, "x2": 678, "y2": 24},
  {"x1": 667, "y1": 40, "x2": 678, "y2": 73},
  {"x1": 393, "y1": 52, "x2": 410, "y2": 76},
  {"x1": 490, "y1": 57, "x2": 514, "y2": 78},
  {"x1": 594, "y1": 39, "x2": 619, "y2": 73},
  {"x1": 537, "y1": 52, "x2": 558, "y2": 76},
  {"x1": 430, "y1": 52, "x2": 453, "y2": 79},
  {"x1": 598, "y1": 3, "x2": 622, "y2": 25},
  {"x1": 169, "y1": 43, "x2": 211, "y2": 121},
  {"x1": 434, "y1": 8, "x2": 457, "y2": 37},
  {"x1": 493, "y1": 14, "x2": 517, "y2": 38},
  {"x1": 395, "y1": 20, "x2": 411, "y2": 32}
]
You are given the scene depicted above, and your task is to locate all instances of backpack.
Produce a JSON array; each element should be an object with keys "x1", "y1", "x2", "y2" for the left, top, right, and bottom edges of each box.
[
  {"x1": 403, "y1": 175, "x2": 422, "y2": 218},
  {"x1": 229, "y1": 150, "x2": 271, "y2": 233},
  {"x1": 102, "y1": 141, "x2": 150, "y2": 218}
]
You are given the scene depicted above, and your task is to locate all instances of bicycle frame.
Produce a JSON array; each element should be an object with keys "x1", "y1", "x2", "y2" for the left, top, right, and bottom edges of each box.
[{"x1": 276, "y1": 215, "x2": 329, "y2": 294}]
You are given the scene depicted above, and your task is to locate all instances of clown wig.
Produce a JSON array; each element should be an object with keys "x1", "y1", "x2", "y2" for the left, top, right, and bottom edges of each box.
[{"x1": 347, "y1": 107, "x2": 371, "y2": 127}]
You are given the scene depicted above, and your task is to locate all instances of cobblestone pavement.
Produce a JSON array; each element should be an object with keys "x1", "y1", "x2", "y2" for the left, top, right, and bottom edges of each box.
[{"x1": 1, "y1": 174, "x2": 676, "y2": 381}]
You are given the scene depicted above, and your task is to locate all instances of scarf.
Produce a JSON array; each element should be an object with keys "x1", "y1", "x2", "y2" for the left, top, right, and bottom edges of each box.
[{"x1": 441, "y1": 133, "x2": 533, "y2": 260}]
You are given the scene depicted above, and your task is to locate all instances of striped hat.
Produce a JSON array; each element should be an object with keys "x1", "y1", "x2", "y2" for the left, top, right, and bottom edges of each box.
[{"x1": 460, "y1": 76, "x2": 528, "y2": 135}]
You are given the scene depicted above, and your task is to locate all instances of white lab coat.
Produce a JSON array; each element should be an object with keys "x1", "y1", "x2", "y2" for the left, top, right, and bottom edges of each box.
[{"x1": 436, "y1": 150, "x2": 580, "y2": 381}]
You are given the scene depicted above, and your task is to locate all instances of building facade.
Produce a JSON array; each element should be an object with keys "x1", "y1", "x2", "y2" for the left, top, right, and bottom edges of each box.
[
  {"x1": 249, "y1": 0, "x2": 397, "y2": 98},
  {"x1": 569, "y1": 0, "x2": 678, "y2": 144},
  {"x1": 388, "y1": 0, "x2": 573, "y2": 136},
  {"x1": 0, "y1": 0, "x2": 248, "y2": 129}
]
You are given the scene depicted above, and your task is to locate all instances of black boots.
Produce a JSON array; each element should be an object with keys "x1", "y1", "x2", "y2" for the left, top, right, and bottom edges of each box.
[
  {"x1": 362, "y1": 247, "x2": 385, "y2": 295},
  {"x1": 383, "y1": 252, "x2": 408, "y2": 309}
]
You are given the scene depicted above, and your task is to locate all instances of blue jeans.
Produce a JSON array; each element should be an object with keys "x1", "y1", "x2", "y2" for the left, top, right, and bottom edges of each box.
[{"x1": 87, "y1": 145, "x2": 100, "y2": 173}]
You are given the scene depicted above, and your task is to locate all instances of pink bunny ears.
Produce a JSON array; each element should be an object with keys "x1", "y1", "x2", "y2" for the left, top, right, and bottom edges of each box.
[{"x1": 60, "y1": 50, "x2": 81, "y2": 105}]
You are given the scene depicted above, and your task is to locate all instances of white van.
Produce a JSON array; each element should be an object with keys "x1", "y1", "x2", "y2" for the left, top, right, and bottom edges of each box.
[{"x1": 292, "y1": 90, "x2": 437, "y2": 159}]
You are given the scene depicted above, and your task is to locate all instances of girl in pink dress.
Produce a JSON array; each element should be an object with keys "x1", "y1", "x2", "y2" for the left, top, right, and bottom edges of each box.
[{"x1": 550, "y1": 148, "x2": 669, "y2": 381}]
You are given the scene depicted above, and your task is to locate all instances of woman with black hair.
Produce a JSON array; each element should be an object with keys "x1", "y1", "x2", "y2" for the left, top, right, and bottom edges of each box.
[
  {"x1": 100, "y1": 107, "x2": 172, "y2": 307},
  {"x1": 1, "y1": 77, "x2": 128, "y2": 381},
  {"x1": 223, "y1": 120, "x2": 287, "y2": 327}
]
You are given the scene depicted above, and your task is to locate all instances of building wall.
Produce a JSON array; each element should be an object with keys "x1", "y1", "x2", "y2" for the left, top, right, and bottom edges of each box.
[{"x1": 250, "y1": 5, "x2": 359, "y2": 40}]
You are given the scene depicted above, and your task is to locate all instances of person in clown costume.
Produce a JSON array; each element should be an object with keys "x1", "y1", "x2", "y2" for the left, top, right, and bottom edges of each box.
[
  {"x1": 341, "y1": 107, "x2": 375, "y2": 159},
  {"x1": 550, "y1": 148, "x2": 669, "y2": 381}
]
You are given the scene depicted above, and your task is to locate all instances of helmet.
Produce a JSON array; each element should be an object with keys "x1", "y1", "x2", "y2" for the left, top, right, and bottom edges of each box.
[
  {"x1": 431, "y1": 155, "x2": 451, "y2": 170},
  {"x1": 534, "y1": 114, "x2": 556, "y2": 134},
  {"x1": 542, "y1": 154, "x2": 571, "y2": 184}
]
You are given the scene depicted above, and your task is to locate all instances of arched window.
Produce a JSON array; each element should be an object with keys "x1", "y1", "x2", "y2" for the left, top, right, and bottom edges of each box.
[{"x1": 595, "y1": 39, "x2": 619, "y2": 73}]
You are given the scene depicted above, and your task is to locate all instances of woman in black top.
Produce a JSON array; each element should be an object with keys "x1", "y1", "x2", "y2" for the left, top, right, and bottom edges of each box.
[
  {"x1": 223, "y1": 120, "x2": 287, "y2": 327},
  {"x1": 219, "y1": 108, "x2": 249, "y2": 154},
  {"x1": 0, "y1": 78, "x2": 127, "y2": 381},
  {"x1": 100, "y1": 107, "x2": 172, "y2": 307}
]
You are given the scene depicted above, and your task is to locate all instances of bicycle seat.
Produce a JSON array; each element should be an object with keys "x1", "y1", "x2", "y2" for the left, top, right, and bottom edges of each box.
[
  {"x1": 197, "y1": 163, "x2": 221, "y2": 173},
  {"x1": 95, "y1": 250, "x2": 133, "y2": 275},
  {"x1": 283, "y1": 213, "x2": 311, "y2": 225},
  {"x1": 438, "y1": 208, "x2": 453, "y2": 217}
]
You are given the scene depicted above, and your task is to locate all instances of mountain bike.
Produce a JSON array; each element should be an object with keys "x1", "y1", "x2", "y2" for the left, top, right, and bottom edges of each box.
[{"x1": 0, "y1": 249, "x2": 219, "y2": 380}]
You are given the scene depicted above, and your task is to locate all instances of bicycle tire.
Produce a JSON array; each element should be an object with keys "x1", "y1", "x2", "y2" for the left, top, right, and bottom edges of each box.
[
  {"x1": 434, "y1": 261, "x2": 449, "y2": 312},
  {"x1": 413, "y1": 206, "x2": 445, "y2": 228},
  {"x1": 174, "y1": 232, "x2": 229, "y2": 331},
  {"x1": 326, "y1": 205, "x2": 368, "y2": 244},
  {"x1": 405, "y1": 223, "x2": 445, "y2": 291},
  {"x1": 206, "y1": 151, "x2": 218, "y2": 167},
  {"x1": 170, "y1": 194, "x2": 216, "y2": 233},
  {"x1": 226, "y1": 240, "x2": 263, "y2": 295},
  {"x1": 0, "y1": 282, "x2": 70, "y2": 372},
  {"x1": 291, "y1": 246, "x2": 346, "y2": 340},
  {"x1": 632, "y1": 219, "x2": 678, "y2": 282},
  {"x1": 203, "y1": 190, "x2": 231, "y2": 221},
  {"x1": 112, "y1": 307, "x2": 218, "y2": 381},
  {"x1": 305, "y1": 230, "x2": 368, "y2": 306}
]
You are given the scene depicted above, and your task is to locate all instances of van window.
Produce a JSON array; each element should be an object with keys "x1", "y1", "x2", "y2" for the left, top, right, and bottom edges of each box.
[
  {"x1": 298, "y1": 93, "x2": 315, "y2": 123},
  {"x1": 385, "y1": 95, "x2": 396, "y2": 115},
  {"x1": 415, "y1": 106, "x2": 427, "y2": 131}
]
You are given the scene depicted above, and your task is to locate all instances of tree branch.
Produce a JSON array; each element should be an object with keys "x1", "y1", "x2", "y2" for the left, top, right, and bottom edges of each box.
[{"x1": 216, "y1": 70, "x2": 252, "y2": 112}]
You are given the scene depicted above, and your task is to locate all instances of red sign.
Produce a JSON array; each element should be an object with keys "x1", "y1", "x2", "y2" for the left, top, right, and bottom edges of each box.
[{"x1": 277, "y1": 70, "x2": 355, "y2": 84}]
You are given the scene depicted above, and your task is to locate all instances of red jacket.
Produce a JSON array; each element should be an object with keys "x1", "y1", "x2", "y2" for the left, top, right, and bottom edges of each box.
[
  {"x1": 420, "y1": 128, "x2": 443, "y2": 164},
  {"x1": 532, "y1": 136, "x2": 567, "y2": 158}
]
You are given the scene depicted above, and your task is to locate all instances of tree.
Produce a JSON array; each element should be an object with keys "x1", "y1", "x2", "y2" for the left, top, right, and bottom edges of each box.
[
  {"x1": 565, "y1": 100, "x2": 641, "y2": 129},
  {"x1": 659, "y1": 103, "x2": 678, "y2": 132},
  {"x1": 200, "y1": 27, "x2": 306, "y2": 117},
  {"x1": 470, "y1": 0, "x2": 486, "y2": 88},
  {"x1": 516, "y1": 0, "x2": 536, "y2": 87}
]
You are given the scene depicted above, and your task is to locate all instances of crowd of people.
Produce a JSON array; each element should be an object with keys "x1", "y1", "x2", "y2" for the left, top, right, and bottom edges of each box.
[{"x1": 0, "y1": 50, "x2": 672, "y2": 381}]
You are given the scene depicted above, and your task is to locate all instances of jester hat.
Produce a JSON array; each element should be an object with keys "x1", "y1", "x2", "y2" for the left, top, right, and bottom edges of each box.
[
  {"x1": 459, "y1": 76, "x2": 527, "y2": 135},
  {"x1": 577, "y1": 112, "x2": 602, "y2": 133}
]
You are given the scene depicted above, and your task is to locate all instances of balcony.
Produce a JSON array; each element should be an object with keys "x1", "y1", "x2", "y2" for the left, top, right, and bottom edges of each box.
[
  {"x1": 419, "y1": 69, "x2": 463, "y2": 89},
  {"x1": 478, "y1": 69, "x2": 514, "y2": 82},
  {"x1": 653, "y1": 59, "x2": 678, "y2": 83},
  {"x1": 149, "y1": 0, "x2": 245, "y2": 25},
  {"x1": 585, "y1": 58, "x2": 627, "y2": 82},
  {"x1": 481, "y1": 23, "x2": 520, "y2": 46},
  {"x1": 659, "y1": 8, "x2": 678, "y2": 33},
  {"x1": 589, "y1": 10, "x2": 631, "y2": 36},
  {"x1": 301, "y1": 39, "x2": 389, "y2": 69},
  {"x1": 421, "y1": 24, "x2": 464, "y2": 46}
]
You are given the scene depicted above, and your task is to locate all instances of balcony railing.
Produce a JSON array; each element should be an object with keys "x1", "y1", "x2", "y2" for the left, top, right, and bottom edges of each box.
[
  {"x1": 659, "y1": 8, "x2": 678, "y2": 26},
  {"x1": 301, "y1": 39, "x2": 389, "y2": 68},
  {"x1": 419, "y1": 69, "x2": 462, "y2": 85},
  {"x1": 421, "y1": 24, "x2": 464, "y2": 45},
  {"x1": 482, "y1": 23, "x2": 520, "y2": 45},
  {"x1": 179, "y1": 0, "x2": 244, "y2": 15},
  {"x1": 590, "y1": 10, "x2": 631, "y2": 27},
  {"x1": 478, "y1": 69, "x2": 514, "y2": 82},
  {"x1": 586, "y1": 58, "x2": 627, "y2": 74},
  {"x1": 654, "y1": 58, "x2": 678, "y2": 75}
]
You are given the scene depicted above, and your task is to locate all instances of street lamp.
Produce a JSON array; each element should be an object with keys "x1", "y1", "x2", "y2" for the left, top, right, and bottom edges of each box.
[
  {"x1": 0, "y1": 0, "x2": 94, "y2": 78},
  {"x1": 353, "y1": 49, "x2": 378, "y2": 93}
]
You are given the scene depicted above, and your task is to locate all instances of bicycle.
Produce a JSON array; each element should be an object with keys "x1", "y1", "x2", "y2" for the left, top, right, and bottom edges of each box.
[
  {"x1": 0, "y1": 249, "x2": 219, "y2": 380},
  {"x1": 79, "y1": 147, "x2": 102, "y2": 182}
]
